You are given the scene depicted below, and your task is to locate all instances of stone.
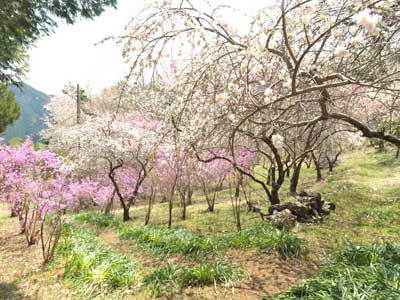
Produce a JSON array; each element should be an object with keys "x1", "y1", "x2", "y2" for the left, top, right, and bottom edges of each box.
[
  {"x1": 269, "y1": 209, "x2": 296, "y2": 229},
  {"x1": 267, "y1": 191, "x2": 335, "y2": 225}
]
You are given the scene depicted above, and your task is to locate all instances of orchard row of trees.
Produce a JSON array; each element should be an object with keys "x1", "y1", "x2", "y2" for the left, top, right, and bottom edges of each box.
[
  {"x1": 116, "y1": 0, "x2": 399, "y2": 202},
  {"x1": 42, "y1": 0, "x2": 400, "y2": 220},
  {"x1": 2, "y1": 0, "x2": 400, "y2": 263}
]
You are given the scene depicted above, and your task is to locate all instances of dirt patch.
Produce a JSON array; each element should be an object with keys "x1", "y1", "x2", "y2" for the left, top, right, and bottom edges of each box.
[
  {"x1": 98, "y1": 229, "x2": 165, "y2": 271},
  {"x1": 180, "y1": 250, "x2": 319, "y2": 300},
  {"x1": 230, "y1": 250, "x2": 318, "y2": 298},
  {"x1": 97, "y1": 228, "x2": 196, "y2": 272},
  {"x1": 0, "y1": 206, "x2": 73, "y2": 300},
  {"x1": 95, "y1": 226, "x2": 319, "y2": 300}
]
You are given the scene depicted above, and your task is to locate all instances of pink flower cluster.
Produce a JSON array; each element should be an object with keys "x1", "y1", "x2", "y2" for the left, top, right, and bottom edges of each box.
[{"x1": 0, "y1": 139, "x2": 83, "y2": 241}]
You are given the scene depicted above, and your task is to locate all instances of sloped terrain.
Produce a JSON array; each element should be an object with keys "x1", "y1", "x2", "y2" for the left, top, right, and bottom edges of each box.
[{"x1": 1, "y1": 148, "x2": 400, "y2": 299}]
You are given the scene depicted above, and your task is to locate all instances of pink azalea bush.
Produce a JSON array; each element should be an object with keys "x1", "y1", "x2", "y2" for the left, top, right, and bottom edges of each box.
[{"x1": 0, "y1": 139, "x2": 81, "y2": 262}]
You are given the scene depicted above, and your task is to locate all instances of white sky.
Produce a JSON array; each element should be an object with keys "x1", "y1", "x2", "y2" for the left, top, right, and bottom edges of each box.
[{"x1": 27, "y1": 0, "x2": 274, "y2": 95}]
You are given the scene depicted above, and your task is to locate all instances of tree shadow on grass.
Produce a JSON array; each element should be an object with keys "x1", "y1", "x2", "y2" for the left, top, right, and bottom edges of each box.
[{"x1": 0, "y1": 282, "x2": 26, "y2": 300}]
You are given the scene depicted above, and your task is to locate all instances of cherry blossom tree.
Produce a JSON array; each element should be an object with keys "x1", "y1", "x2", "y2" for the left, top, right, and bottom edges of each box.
[{"x1": 118, "y1": 0, "x2": 400, "y2": 204}]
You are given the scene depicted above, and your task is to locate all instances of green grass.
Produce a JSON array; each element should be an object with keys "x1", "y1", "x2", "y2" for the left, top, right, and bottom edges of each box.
[
  {"x1": 118, "y1": 225, "x2": 218, "y2": 259},
  {"x1": 144, "y1": 262, "x2": 242, "y2": 295},
  {"x1": 353, "y1": 205, "x2": 400, "y2": 228},
  {"x1": 264, "y1": 242, "x2": 400, "y2": 300},
  {"x1": 74, "y1": 211, "x2": 121, "y2": 228},
  {"x1": 118, "y1": 223, "x2": 303, "y2": 259},
  {"x1": 292, "y1": 148, "x2": 400, "y2": 250},
  {"x1": 220, "y1": 224, "x2": 303, "y2": 258},
  {"x1": 58, "y1": 226, "x2": 140, "y2": 298}
]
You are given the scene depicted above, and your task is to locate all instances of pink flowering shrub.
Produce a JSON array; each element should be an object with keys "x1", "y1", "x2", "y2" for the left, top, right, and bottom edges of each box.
[{"x1": 0, "y1": 139, "x2": 80, "y2": 262}]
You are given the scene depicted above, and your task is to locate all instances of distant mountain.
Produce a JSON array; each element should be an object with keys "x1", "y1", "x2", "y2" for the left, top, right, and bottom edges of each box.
[{"x1": 2, "y1": 84, "x2": 49, "y2": 143}]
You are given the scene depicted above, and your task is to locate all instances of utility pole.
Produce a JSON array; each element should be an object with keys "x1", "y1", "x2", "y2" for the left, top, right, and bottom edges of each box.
[{"x1": 76, "y1": 83, "x2": 81, "y2": 124}]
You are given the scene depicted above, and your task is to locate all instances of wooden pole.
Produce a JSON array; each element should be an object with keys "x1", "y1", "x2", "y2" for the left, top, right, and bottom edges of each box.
[{"x1": 77, "y1": 84, "x2": 81, "y2": 124}]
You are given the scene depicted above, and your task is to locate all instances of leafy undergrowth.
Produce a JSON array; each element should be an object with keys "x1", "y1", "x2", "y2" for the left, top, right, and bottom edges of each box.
[
  {"x1": 0, "y1": 205, "x2": 74, "y2": 300},
  {"x1": 2, "y1": 148, "x2": 400, "y2": 299},
  {"x1": 75, "y1": 211, "x2": 303, "y2": 259},
  {"x1": 264, "y1": 242, "x2": 400, "y2": 300},
  {"x1": 220, "y1": 225, "x2": 303, "y2": 258},
  {"x1": 118, "y1": 222, "x2": 303, "y2": 259},
  {"x1": 144, "y1": 262, "x2": 243, "y2": 296},
  {"x1": 118, "y1": 224, "x2": 218, "y2": 259},
  {"x1": 74, "y1": 211, "x2": 121, "y2": 228},
  {"x1": 58, "y1": 226, "x2": 140, "y2": 298}
]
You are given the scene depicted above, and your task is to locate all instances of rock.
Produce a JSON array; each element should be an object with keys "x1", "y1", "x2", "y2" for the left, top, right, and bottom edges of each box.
[
  {"x1": 269, "y1": 202, "x2": 314, "y2": 222},
  {"x1": 307, "y1": 192, "x2": 322, "y2": 201},
  {"x1": 296, "y1": 191, "x2": 323, "y2": 212},
  {"x1": 268, "y1": 209, "x2": 296, "y2": 229},
  {"x1": 267, "y1": 191, "x2": 335, "y2": 226},
  {"x1": 298, "y1": 191, "x2": 308, "y2": 197},
  {"x1": 321, "y1": 201, "x2": 336, "y2": 215}
]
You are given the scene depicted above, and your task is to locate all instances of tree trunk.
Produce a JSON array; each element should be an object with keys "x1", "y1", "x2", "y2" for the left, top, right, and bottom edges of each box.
[
  {"x1": 104, "y1": 190, "x2": 116, "y2": 215},
  {"x1": 267, "y1": 166, "x2": 276, "y2": 186},
  {"x1": 312, "y1": 152, "x2": 322, "y2": 181},
  {"x1": 10, "y1": 208, "x2": 17, "y2": 218},
  {"x1": 144, "y1": 189, "x2": 154, "y2": 226},
  {"x1": 270, "y1": 185, "x2": 280, "y2": 205},
  {"x1": 326, "y1": 156, "x2": 334, "y2": 172},
  {"x1": 206, "y1": 196, "x2": 215, "y2": 212},
  {"x1": 231, "y1": 174, "x2": 243, "y2": 231},
  {"x1": 201, "y1": 179, "x2": 215, "y2": 212},
  {"x1": 168, "y1": 175, "x2": 178, "y2": 228},
  {"x1": 123, "y1": 207, "x2": 131, "y2": 222},
  {"x1": 187, "y1": 188, "x2": 193, "y2": 206},
  {"x1": 290, "y1": 159, "x2": 303, "y2": 194},
  {"x1": 168, "y1": 197, "x2": 173, "y2": 228},
  {"x1": 144, "y1": 202, "x2": 152, "y2": 225},
  {"x1": 180, "y1": 188, "x2": 187, "y2": 220},
  {"x1": 285, "y1": 165, "x2": 291, "y2": 178},
  {"x1": 181, "y1": 200, "x2": 186, "y2": 220}
]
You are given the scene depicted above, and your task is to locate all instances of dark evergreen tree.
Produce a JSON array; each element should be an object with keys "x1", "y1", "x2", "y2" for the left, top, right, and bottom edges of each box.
[{"x1": 0, "y1": 84, "x2": 20, "y2": 134}]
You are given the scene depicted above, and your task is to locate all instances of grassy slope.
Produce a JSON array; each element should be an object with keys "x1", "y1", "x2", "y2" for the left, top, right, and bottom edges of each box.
[
  {"x1": 1, "y1": 147, "x2": 400, "y2": 300},
  {"x1": 108, "y1": 147, "x2": 400, "y2": 250},
  {"x1": 295, "y1": 148, "x2": 400, "y2": 251},
  {"x1": 74, "y1": 147, "x2": 400, "y2": 299}
]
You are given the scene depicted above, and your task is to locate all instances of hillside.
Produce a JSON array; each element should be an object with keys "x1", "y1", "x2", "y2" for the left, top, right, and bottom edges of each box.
[
  {"x1": 0, "y1": 148, "x2": 399, "y2": 299},
  {"x1": 2, "y1": 84, "x2": 49, "y2": 143}
]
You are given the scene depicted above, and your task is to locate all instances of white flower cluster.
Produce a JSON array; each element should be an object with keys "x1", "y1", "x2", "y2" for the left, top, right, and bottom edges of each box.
[
  {"x1": 271, "y1": 133, "x2": 284, "y2": 149},
  {"x1": 353, "y1": 9, "x2": 382, "y2": 35},
  {"x1": 264, "y1": 87, "x2": 275, "y2": 103},
  {"x1": 216, "y1": 92, "x2": 228, "y2": 102},
  {"x1": 334, "y1": 45, "x2": 350, "y2": 58}
]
